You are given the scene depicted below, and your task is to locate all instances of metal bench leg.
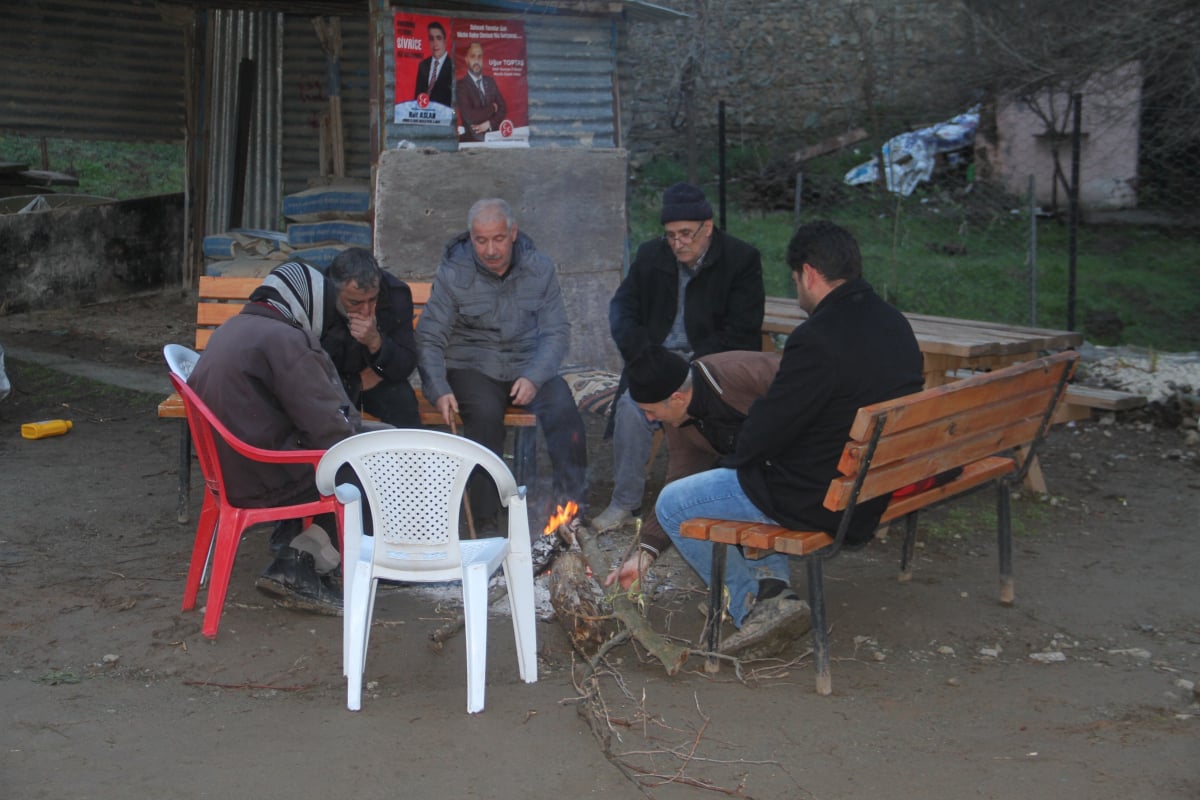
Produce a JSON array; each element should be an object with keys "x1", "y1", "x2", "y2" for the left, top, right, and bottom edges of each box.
[
  {"x1": 997, "y1": 481, "x2": 1014, "y2": 605},
  {"x1": 807, "y1": 558, "x2": 832, "y2": 695},
  {"x1": 177, "y1": 420, "x2": 191, "y2": 524},
  {"x1": 702, "y1": 542, "x2": 727, "y2": 673},
  {"x1": 898, "y1": 512, "x2": 919, "y2": 583},
  {"x1": 513, "y1": 426, "x2": 536, "y2": 486}
]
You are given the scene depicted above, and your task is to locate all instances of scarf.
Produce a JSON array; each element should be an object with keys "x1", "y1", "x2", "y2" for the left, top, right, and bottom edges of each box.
[{"x1": 251, "y1": 261, "x2": 326, "y2": 334}]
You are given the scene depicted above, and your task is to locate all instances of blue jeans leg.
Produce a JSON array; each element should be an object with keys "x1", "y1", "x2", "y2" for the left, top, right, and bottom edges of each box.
[
  {"x1": 656, "y1": 468, "x2": 792, "y2": 627},
  {"x1": 609, "y1": 390, "x2": 658, "y2": 511}
]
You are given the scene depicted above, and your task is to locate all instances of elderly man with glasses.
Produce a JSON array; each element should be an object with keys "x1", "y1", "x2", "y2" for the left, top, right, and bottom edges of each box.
[{"x1": 594, "y1": 182, "x2": 765, "y2": 534}]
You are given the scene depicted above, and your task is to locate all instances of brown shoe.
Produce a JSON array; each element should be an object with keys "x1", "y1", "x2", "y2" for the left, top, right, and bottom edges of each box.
[{"x1": 719, "y1": 592, "x2": 811, "y2": 660}]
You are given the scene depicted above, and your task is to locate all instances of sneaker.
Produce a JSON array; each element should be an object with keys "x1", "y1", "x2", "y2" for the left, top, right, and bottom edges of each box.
[
  {"x1": 719, "y1": 591, "x2": 811, "y2": 660},
  {"x1": 591, "y1": 502, "x2": 634, "y2": 533},
  {"x1": 255, "y1": 546, "x2": 343, "y2": 616}
]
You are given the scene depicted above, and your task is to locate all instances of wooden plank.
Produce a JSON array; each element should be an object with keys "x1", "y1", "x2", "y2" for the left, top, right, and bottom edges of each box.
[
  {"x1": 847, "y1": 352, "x2": 1076, "y2": 440},
  {"x1": 771, "y1": 530, "x2": 835, "y2": 556},
  {"x1": 680, "y1": 518, "x2": 718, "y2": 541},
  {"x1": 1064, "y1": 384, "x2": 1146, "y2": 411},
  {"x1": 838, "y1": 391, "x2": 1055, "y2": 474},
  {"x1": 826, "y1": 417, "x2": 1045, "y2": 509},
  {"x1": 879, "y1": 456, "x2": 1014, "y2": 522}
]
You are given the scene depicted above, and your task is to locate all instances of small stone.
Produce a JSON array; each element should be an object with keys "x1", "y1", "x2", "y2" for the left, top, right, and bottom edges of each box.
[
  {"x1": 1107, "y1": 647, "x2": 1152, "y2": 660},
  {"x1": 936, "y1": 645, "x2": 955, "y2": 656},
  {"x1": 872, "y1": 651, "x2": 887, "y2": 662},
  {"x1": 1030, "y1": 651, "x2": 1067, "y2": 663},
  {"x1": 102, "y1": 654, "x2": 119, "y2": 664},
  {"x1": 946, "y1": 677, "x2": 961, "y2": 687},
  {"x1": 979, "y1": 647, "x2": 1001, "y2": 658},
  {"x1": 1173, "y1": 678, "x2": 1195, "y2": 693}
]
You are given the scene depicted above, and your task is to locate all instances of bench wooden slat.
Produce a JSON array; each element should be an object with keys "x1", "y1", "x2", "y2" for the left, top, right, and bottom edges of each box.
[
  {"x1": 826, "y1": 415, "x2": 1045, "y2": 509},
  {"x1": 838, "y1": 391, "x2": 1055, "y2": 474},
  {"x1": 879, "y1": 456, "x2": 1015, "y2": 523},
  {"x1": 848, "y1": 352, "x2": 1075, "y2": 440}
]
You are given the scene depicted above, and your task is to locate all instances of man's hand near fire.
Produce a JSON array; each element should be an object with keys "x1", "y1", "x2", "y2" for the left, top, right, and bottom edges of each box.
[{"x1": 604, "y1": 549, "x2": 655, "y2": 590}]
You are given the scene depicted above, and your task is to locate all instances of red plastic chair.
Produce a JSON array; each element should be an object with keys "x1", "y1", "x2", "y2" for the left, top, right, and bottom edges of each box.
[{"x1": 168, "y1": 373, "x2": 339, "y2": 639}]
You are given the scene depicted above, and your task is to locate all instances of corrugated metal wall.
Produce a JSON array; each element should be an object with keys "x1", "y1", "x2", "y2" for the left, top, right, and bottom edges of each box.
[
  {"x1": 0, "y1": 0, "x2": 186, "y2": 142},
  {"x1": 203, "y1": 10, "x2": 283, "y2": 233},
  {"x1": 385, "y1": 13, "x2": 618, "y2": 150},
  {"x1": 281, "y1": 14, "x2": 373, "y2": 197}
]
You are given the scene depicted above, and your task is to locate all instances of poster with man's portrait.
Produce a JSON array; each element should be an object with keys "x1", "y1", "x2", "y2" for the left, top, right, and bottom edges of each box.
[
  {"x1": 393, "y1": 13, "x2": 455, "y2": 126},
  {"x1": 451, "y1": 19, "x2": 529, "y2": 148}
]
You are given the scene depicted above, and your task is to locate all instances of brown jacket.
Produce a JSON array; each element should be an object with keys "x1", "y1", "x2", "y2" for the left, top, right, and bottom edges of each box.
[
  {"x1": 188, "y1": 303, "x2": 361, "y2": 507},
  {"x1": 640, "y1": 350, "x2": 782, "y2": 555}
]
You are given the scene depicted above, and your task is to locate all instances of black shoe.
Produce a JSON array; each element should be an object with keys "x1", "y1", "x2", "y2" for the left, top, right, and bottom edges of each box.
[
  {"x1": 255, "y1": 547, "x2": 343, "y2": 616},
  {"x1": 269, "y1": 519, "x2": 303, "y2": 555}
]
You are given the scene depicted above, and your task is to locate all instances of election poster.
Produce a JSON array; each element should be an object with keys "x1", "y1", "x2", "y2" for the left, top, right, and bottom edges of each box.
[
  {"x1": 451, "y1": 19, "x2": 529, "y2": 148},
  {"x1": 393, "y1": 13, "x2": 456, "y2": 127}
]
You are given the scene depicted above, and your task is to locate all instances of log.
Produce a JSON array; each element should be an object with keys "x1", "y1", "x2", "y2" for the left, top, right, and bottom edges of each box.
[
  {"x1": 548, "y1": 551, "x2": 616, "y2": 659},
  {"x1": 557, "y1": 525, "x2": 691, "y2": 674}
]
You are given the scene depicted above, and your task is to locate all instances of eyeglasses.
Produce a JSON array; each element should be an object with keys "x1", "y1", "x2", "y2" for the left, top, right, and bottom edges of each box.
[{"x1": 663, "y1": 223, "x2": 707, "y2": 245}]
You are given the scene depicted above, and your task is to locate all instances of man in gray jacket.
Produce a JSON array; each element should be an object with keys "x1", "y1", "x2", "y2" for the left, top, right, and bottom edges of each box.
[{"x1": 416, "y1": 198, "x2": 587, "y2": 533}]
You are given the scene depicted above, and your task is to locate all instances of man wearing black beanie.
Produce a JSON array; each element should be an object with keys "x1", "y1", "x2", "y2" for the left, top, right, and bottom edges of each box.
[{"x1": 597, "y1": 182, "x2": 765, "y2": 534}]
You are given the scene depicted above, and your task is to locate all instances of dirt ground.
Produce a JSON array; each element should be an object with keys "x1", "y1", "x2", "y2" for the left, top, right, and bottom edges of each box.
[{"x1": 1, "y1": 292, "x2": 1197, "y2": 800}]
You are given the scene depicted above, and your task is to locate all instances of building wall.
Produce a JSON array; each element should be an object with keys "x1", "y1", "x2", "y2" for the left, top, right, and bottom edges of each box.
[{"x1": 0, "y1": 195, "x2": 185, "y2": 312}]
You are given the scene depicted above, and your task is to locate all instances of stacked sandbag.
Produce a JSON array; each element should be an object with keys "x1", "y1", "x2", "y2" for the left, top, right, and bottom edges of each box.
[{"x1": 202, "y1": 178, "x2": 372, "y2": 278}]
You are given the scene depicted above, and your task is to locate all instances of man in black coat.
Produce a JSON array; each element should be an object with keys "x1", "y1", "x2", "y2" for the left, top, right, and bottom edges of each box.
[
  {"x1": 593, "y1": 182, "x2": 764, "y2": 533},
  {"x1": 320, "y1": 247, "x2": 421, "y2": 428},
  {"x1": 654, "y1": 221, "x2": 924, "y2": 659},
  {"x1": 413, "y1": 21, "x2": 453, "y2": 107}
]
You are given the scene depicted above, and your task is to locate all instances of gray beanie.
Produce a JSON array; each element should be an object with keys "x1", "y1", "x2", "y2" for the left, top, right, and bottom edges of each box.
[
  {"x1": 660, "y1": 182, "x2": 713, "y2": 224},
  {"x1": 627, "y1": 345, "x2": 691, "y2": 404}
]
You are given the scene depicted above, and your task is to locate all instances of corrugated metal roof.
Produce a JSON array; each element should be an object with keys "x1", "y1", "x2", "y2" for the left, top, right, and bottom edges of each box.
[{"x1": 0, "y1": 0, "x2": 187, "y2": 142}]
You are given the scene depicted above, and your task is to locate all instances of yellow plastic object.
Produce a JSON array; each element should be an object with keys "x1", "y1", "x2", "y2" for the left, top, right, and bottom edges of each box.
[{"x1": 21, "y1": 419, "x2": 74, "y2": 440}]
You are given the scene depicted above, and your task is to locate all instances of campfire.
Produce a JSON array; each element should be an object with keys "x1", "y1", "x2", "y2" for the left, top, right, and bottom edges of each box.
[{"x1": 543, "y1": 500, "x2": 579, "y2": 546}]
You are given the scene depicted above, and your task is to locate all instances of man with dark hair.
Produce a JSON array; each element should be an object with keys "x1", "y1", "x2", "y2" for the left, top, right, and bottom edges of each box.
[
  {"x1": 652, "y1": 221, "x2": 924, "y2": 658},
  {"x1": 321, "y1": 247, "x2": 420, "y2": 429},
  {"x1": 594, "y1": 182, "x2": 764, "y2": 534},
  {"x1": 413, "y1": 21, "x2": 453, "y2": 107},
  {"x1": 416, "y1": 198, "x2": 587, "y2": 535}
]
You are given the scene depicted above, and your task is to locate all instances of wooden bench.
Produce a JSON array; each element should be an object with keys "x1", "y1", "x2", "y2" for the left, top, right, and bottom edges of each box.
[
  {"x1": 679, "y1": 350, "x2": 1079, "y2": 694},
  {"x1": 160, "y1": 275, "x2": 537, "y2": 523}
]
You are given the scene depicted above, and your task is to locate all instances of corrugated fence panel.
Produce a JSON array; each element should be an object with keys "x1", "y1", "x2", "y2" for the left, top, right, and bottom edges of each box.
[
  {"x1": 204, "y1": 10, "x2": 282, "y2": 234},
  {"x1": 0, "y1": 0, "x2": 185, "y2": 142},
  {"x1": 281, "y1": 14, "x2": 373, "y2": 198},
  {"x1": 384, "y1": 13, "x2": 617, "y2": 150}
]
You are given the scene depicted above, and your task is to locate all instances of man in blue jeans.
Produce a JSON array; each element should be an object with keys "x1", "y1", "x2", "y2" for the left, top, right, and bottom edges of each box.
[{"x1": 655, "y1": 221, "x2": 924, "y2": 658}]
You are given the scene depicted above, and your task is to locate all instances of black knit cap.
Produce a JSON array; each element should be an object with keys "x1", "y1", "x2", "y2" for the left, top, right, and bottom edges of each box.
[
  {"x1": 660, "y1": 182, "x2": 713, "y2": 224},
  {"x1": 627, "y1": 345, "x2": 691, "y2": 404}
]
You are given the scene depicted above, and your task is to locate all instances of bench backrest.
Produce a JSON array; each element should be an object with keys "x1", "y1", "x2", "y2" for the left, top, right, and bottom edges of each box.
[
  {"x1": 824, "y1": 350, "x2": 1079, "y2": 512},
  {"x1": 193, "y1": 275, "x2": 433, "y2": 351}
]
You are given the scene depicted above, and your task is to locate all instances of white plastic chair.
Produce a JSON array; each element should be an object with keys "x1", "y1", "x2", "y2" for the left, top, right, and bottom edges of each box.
[
  {"x1": 315, "y1": 429, "x2": 537, "y2": 714},
  {"x1": 163, "y1": 343, "x2": 200, "y2": 379}
]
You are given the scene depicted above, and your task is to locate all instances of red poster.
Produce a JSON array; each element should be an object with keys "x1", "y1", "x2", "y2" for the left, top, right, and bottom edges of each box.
[
  {"x1": 393, "y1": 13, "x2": 456, "y2": 127},
  {"x1": 451, "y1": 19, "x2": 529, "y2": 148}
]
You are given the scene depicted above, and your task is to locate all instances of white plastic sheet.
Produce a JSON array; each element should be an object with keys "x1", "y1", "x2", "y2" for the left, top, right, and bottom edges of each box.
[{"x1": 845, "y1": 105, "x2": 980, "y2": 196}]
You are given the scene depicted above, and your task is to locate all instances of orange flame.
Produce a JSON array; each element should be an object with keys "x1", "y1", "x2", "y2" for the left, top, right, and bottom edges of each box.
[{"x1": 543, "y1": 500, "x2": 579, "y2": 536}]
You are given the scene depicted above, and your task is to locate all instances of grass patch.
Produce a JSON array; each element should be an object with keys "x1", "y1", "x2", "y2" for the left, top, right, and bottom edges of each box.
[{"x1": 0, "y1": 136, "x2": 183, "y2": 200}]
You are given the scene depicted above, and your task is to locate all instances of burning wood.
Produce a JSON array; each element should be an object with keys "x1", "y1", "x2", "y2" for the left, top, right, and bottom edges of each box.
[{"x1": 543, "y1": 500, "x2": 580, "y2": 546}]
